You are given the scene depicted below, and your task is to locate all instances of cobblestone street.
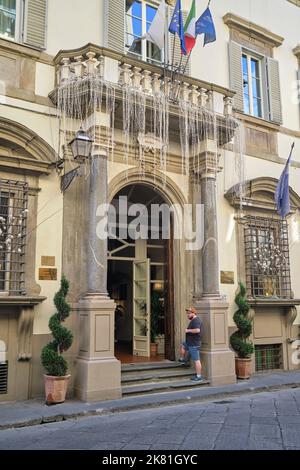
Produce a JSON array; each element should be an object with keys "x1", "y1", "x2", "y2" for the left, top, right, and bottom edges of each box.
[{"x1": 1, "y1": 388, "x2": 300, "y2": 450}]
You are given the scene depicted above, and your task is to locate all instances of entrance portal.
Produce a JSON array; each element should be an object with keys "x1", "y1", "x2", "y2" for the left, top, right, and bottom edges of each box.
[{"x1": 107, "y1": 184, "x2": 175, "y2": 363}]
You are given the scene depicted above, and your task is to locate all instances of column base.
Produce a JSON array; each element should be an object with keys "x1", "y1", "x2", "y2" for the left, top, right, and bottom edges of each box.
[
  {"x1": 75, "y1": 293, "x2": 122, "y2": 402},
  {"x1": 75, "y1": 357, "x2": 122, "y2": 402},
  {"x1": 200, "y1": 350, "x2": 236, "y2": 386},
  {"x1": 195, "y1": 298, "x2": 236, "y2": 386}
]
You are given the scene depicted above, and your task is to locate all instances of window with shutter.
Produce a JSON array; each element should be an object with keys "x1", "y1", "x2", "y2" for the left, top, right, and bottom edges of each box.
[
  {"x1": 105, "y1": 0, "x2": 125, "y2": 53},
  {"x1": 229, "y1": 41, "x2": 282, "y2": 124},
  {"x1": 266, "y1": 57, "x2": 283, "y2": 124},
  {"x1": 23, "y1": 0, "x2": 47, "y2": 49},
  {"x1": 229, "y1": 41, "x2": 244, "y2": 112}
]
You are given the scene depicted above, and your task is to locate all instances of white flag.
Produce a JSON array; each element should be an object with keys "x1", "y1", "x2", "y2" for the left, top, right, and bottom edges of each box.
[{"x1": 142, "y1": 0, "x2": 166, "y2": 50}]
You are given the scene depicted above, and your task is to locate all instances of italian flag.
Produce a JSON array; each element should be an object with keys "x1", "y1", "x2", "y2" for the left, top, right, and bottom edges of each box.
[{"x1": 184, "y1": 0, "x2": 196, "y2": 54}]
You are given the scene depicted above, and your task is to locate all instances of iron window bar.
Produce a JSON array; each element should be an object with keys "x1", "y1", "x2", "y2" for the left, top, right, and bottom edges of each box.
[
  {"x1": 0, "y1": 179, "x2": 28, "y2": 295},
  {"x1": 244, "y1": 215, "x2": 292, "y2": 299}
]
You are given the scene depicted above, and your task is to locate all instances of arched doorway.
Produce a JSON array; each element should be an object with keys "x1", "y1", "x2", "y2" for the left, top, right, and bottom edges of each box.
[{"x1": 107, "y1": 183, "x2": 176, "y2": 363}]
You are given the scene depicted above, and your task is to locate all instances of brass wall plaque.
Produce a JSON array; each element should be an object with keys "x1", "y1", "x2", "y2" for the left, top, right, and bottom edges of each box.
[
  {"x1": 39, "y1": 268, "x2": 57, "y2": 281},
  {"x1": 221, "y1": 271, "x2": 235, "y2": 284},
  {"x1": 41, "y1": 256, "x2": 55, "y2": 267}
]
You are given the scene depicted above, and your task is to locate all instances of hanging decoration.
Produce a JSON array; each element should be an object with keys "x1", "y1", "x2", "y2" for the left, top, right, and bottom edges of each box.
[{"x1": 53, "y1": 0, "x2": 245, "y2": 205}]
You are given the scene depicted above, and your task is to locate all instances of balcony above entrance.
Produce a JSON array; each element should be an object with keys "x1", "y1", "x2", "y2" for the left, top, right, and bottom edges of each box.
[{"x1": 51, "y1": 43, "x2": 235, "y2": 119}]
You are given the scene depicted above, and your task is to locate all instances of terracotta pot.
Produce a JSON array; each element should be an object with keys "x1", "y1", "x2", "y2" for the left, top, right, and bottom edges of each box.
[
  {"x1": 44, "y1": 374, "x2": 70, "y2": 405},
  {"x1": 150, "y1": 342, "x2": 158, "y2": 357},
  {"x1": 235, "y1": 357, "x2": 252, "y2": 379}
]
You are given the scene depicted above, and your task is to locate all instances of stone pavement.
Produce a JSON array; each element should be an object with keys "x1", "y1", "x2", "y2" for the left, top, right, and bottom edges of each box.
[
  {"x1": 1, "y1": 387, "x2": 300, "y2": 450},
  {"x1": 0, "y1": 370, "x2": 300, "y2": 430}
]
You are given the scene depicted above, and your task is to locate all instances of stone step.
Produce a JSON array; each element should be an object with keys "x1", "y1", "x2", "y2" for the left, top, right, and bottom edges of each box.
[
  {"x1": 122, "y1": 378, "x2": 209, "y2": 396},
  {"x1": 121, "y1": 368, "x2": 195, "y2": 385},
  {"x1": 121, "y1": 361, "x2": 185, "y2": 374}
]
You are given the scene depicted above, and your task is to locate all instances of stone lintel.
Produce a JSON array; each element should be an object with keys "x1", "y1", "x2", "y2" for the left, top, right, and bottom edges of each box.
[{"x1": 223, "y1": 13, "x2": 284, "y2": 48}]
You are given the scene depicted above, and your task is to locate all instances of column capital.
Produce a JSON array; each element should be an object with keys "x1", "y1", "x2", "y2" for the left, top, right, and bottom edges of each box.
[{"x1": 191, "y1": 138, "x2": 221, "y2": 176}]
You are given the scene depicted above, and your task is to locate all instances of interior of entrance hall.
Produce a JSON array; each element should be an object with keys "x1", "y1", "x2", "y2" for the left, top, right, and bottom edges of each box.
[{"x1": 107, "y1": 183, "x2": 174, "y2": 363}]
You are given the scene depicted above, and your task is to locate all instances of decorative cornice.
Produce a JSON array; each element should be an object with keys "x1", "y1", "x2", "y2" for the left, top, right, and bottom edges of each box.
[
  {"x1": 223, "y1": 13, "x2": 284, "y2": 48},
  {"x1": 293, "y1": 44, "x2": 300, "y2": 59},
  {"x1": 0, "y1": 117, "x2": 56, "y2": 174},
  {"x1": 0, "y1": 37, "x2": 53, "y2": 65},
  {"x1": 225, "y1": 177, "x2": 300, "y2": 212},
  {"x1": 0, "y1": 296, "x2": 47, "y2": 307},
  {"x1": 293, "y1": 45, "x2": 300, "y2": 67},
  {"x1": 249, "y1": 299, "x2": 300, "y2": 307}
]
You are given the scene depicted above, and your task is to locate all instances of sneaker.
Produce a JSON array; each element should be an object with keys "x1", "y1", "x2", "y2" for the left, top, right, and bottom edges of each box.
[
  {"x1": 190, "y1": 375, "x2": 204, "y2": 382},
  {"x1": 178, "y1": 358, "x2": 187, "y2": 364}
]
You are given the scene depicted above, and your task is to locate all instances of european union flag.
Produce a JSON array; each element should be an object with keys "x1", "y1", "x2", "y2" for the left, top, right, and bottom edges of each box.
[
  {"x1": 169, "y1": 0, "x2": 187, "y2": 55},
  {"x1": 195, "y1": 7, "x2": 216, "y2": 46},
  {"x1": 275, "y1": 143, "x2": 295, "y2": 218}
]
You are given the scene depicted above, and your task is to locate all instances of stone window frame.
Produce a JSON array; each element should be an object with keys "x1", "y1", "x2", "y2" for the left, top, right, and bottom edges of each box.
[{"x1": 224, "y1": 12, "x2": 284, "y2": 124}]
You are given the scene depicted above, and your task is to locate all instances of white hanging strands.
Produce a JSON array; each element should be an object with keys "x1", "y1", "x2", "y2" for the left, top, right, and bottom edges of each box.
[
  {"x1": 224, "y1": 115, "x2": 246, "y2": 209},
  {"x1": 54, "y1": 58, "x2": 244, "y2": 201}
]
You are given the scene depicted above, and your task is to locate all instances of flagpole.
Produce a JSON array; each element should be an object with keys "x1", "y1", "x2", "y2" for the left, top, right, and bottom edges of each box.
[
  {"x1": 289, "y1": 142, "x2": 295, "y2": 159},
  {"x1": 182, "y1": 50, "x2": 192, "y2": 76},
  {"x1": 273, "y1": 142, "x2": 295, "y2": 217}
]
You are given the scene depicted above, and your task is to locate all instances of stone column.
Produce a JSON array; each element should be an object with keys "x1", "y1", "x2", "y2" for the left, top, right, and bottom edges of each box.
[
  {"x1": 201, "y1": 173, "x2": 220, "y2": 298},
  {"x1": 75, "y1": 146, "x2": 121, "y2": 402},
  {"x1": 193, "y1": 140, "x2": 236, "y2": 386},
  {"x1": 87, "y1": 153, "x2": 108, "y2": 296}
]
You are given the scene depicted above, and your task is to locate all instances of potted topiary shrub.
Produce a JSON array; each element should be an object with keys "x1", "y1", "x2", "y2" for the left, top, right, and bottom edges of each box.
[
  {"x1": 41, "y1": 275, "x2": 73, "y2": 405},
  {"x1": 230, "y1": 282, "x2": 254, "y2": 379}
]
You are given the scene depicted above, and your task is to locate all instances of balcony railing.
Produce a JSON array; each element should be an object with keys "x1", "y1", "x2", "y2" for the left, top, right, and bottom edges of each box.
[{"x1": 51, "y1": 43, "x2": 235, "y2": 117}]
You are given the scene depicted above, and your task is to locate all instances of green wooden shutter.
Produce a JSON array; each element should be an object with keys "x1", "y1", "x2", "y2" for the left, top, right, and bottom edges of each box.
[
  {"x1": 168, "y1": 7, "x2": 190, "y2": 76},
  {"x1": 24, "y1": 0, "x2": 47, "y2": 49},
  {"x1": 105, "y1": 0, "x2": 125, "y2": 53},
  {"x1": 229, "y1": 41, "x2": 244, "y2": 112},
  {"x1": 267, "y1": 57, "x2": 283, "y2": 124}
]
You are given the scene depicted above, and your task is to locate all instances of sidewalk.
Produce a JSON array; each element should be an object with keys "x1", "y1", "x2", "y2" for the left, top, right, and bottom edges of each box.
[{"x1": 1, "y1": 370, "x2": 300, "y2": 430}]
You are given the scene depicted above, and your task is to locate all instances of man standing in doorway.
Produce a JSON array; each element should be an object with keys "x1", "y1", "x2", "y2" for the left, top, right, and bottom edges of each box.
[{"x1": 179, "y1": 307, "x2": 203, "y2": 382}]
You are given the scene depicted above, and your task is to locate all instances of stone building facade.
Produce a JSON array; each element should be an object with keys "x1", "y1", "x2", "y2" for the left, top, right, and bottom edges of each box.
[{"x1": 0, "y1": 0, "x2": 300, "y2": 401}]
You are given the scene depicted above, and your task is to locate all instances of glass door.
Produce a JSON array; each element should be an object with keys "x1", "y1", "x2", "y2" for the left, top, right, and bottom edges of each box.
[{"x1": 133, "y1": 259, "x2": 150, "y2": 357}]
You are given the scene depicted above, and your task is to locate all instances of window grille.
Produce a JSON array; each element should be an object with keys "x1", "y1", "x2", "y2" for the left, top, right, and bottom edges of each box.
[
  {"x1": 255, "y1": 344, "x2": 283, "y2": 372},
  {"x1": 0, "y1": 179, "x2": 28, "y2": 295},
  {"x1": 244, "y1": 215, "x2": 291, "y2": 299},
  {"x1": 0, "y1": 361, "x2": 8, "y2": 394}
]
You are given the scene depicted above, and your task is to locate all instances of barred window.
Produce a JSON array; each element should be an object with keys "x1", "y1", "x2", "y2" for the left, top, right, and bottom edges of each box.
[
  {"x1": 0, "y1": 179, "x2": 28, "y2": 295},
  {"x1": 244, "y1": 215, "x2": 291, "y2": 299}
]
